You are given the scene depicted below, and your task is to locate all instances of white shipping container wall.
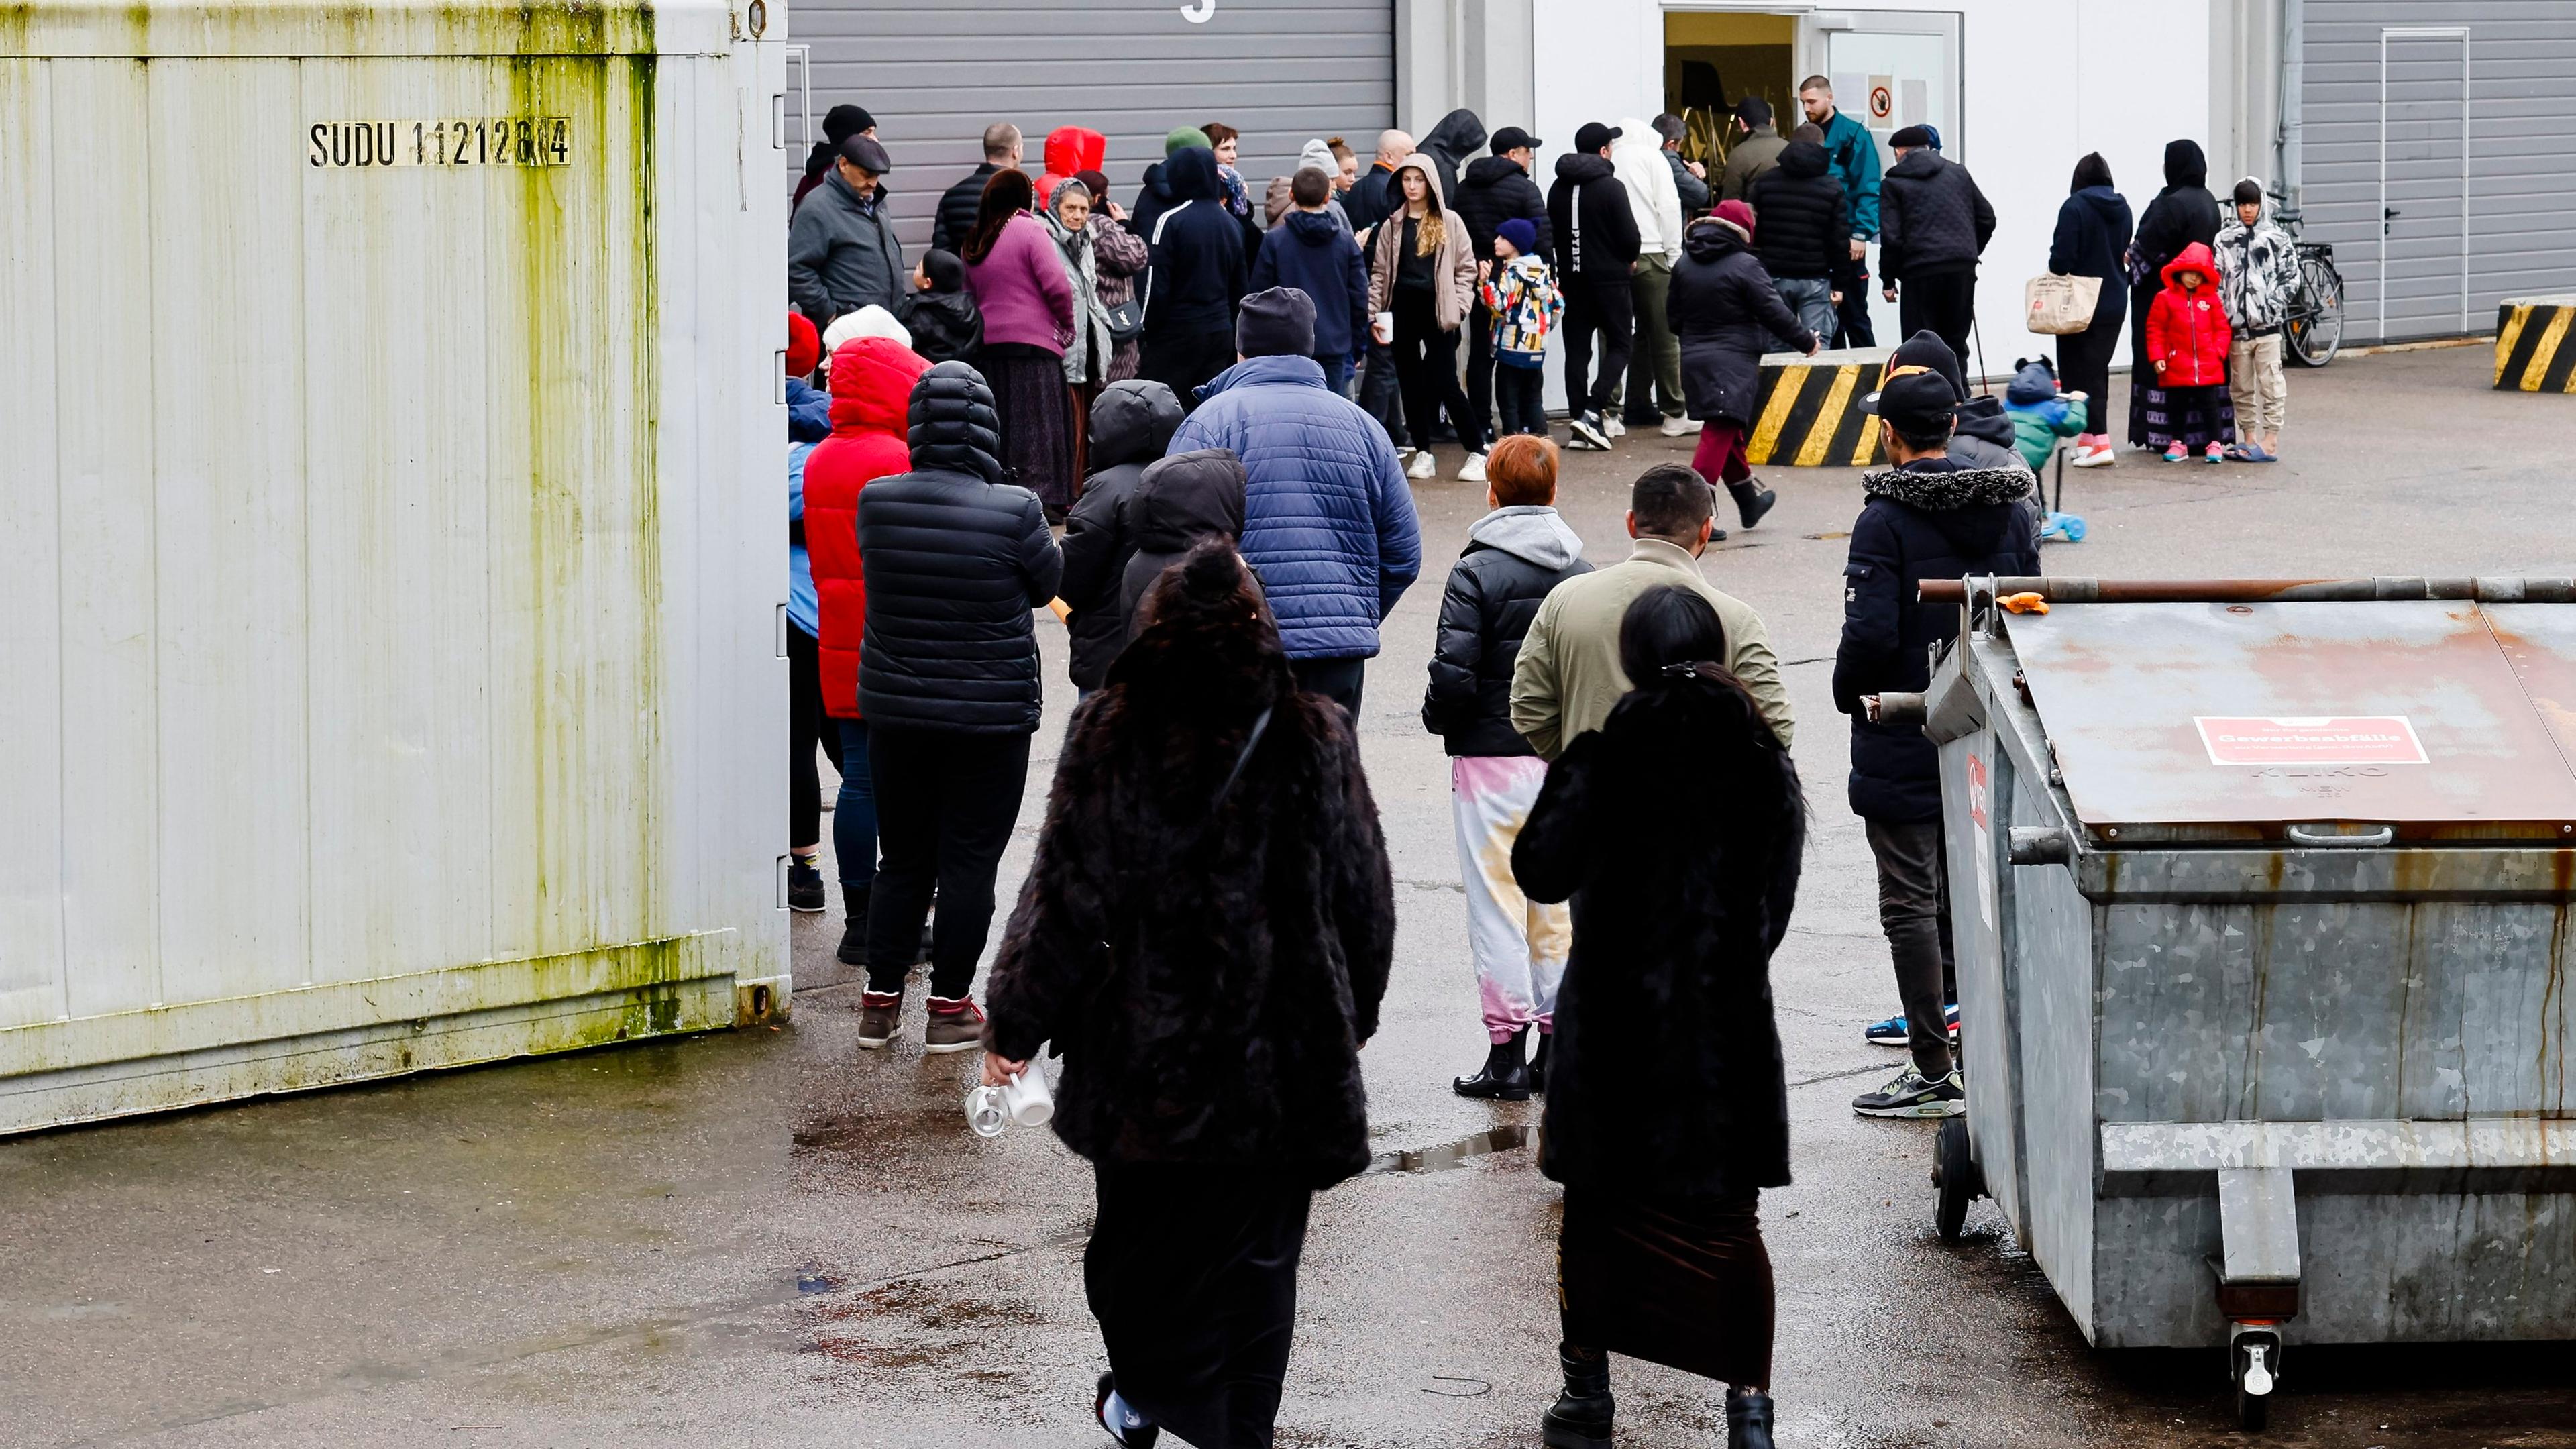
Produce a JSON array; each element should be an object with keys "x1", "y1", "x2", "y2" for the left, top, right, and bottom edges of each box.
[{"x1": 0, "y1": 0, "x2": 788, "y2": 1132}]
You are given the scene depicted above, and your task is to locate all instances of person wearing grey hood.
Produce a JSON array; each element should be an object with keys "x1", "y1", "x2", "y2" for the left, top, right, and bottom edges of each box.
[
  {"x1": 1423, "y1": 434, "x2": 1592, "y2": 1102},
  {"x1": 1059, "y1": 378, "x2": 1186, "y2": 694}
]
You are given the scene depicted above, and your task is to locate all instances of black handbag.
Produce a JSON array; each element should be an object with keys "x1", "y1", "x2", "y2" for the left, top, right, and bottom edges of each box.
[{"x1": 1103, "y1": 294, "x2": 1144, "y2": 343}]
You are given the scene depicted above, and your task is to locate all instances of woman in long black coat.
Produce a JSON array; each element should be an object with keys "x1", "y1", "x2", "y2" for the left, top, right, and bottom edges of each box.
[
  {"x1": 1669, "y1": 205, "x2": 1820, "y2": 533},
  {"x1": 2047, "y1": 152, "x2": 2133, "y2": 464},
  {"x1": 2126, "y1": 140, "x2": 2222, "y2": 448},
  {"x1": 983, "y1": 538, "x2": 1396, "y2": 1449},
  {"x1": 1513, "y1": 584, "x2": 1807, "y2": 1449}
]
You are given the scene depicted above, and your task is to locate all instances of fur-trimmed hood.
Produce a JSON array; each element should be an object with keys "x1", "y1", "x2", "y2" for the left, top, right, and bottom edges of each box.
[{"x1": 1861, "y1": 464, "x2": 2033, "y2": 511}]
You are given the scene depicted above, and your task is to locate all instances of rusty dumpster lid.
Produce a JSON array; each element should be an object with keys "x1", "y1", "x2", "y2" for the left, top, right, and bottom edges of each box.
[{"x1": 2005, "y1": 600, "x2": 2576, "y2": 839}]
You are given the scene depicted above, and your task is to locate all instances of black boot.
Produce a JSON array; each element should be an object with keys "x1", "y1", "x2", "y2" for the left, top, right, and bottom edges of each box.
[
  {"x1": 836, "y1": 886, "x2": 870, "y2": 967},
  {"x1": 1529, "y1": 1032, "x2": 1552, "y2": 1093},
  {"x1": 1542, "y1": 1345, "x2": 1614, "y2": 1449},
  {"x1": 1729, "y1": 478, "x2": 1778, "y2": 529},
  {"x1": 1726, "y1": 1387, "x2": 1775, "y2": 1449},
  {"x1": 1453, "y1": 1029, "x2": 1532, "y2": 1101}
]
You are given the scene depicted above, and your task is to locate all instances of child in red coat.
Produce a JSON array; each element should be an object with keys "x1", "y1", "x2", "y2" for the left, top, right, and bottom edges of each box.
[{"x1": 2143, "y1": 241, "x2": 2236, "y2": 463}]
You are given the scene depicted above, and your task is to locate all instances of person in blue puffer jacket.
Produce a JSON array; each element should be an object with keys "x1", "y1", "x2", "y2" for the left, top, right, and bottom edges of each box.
[{"x1": 1169, "y1": 286, "x2": 1421, "y2": 718}]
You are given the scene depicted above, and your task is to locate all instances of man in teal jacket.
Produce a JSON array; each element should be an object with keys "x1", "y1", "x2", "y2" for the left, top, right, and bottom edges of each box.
[{"x1": 1799, "y1": 76, "x2": 1883, "y2": 345}]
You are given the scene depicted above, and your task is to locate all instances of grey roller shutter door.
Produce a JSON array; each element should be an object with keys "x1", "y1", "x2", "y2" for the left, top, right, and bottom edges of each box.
[
  {"x1": 2302, "y1": 1, "x2": 2576, "y2": 342},
  {"x1": 790, "y1": 0, "x2": 1396, "y2": 254}
]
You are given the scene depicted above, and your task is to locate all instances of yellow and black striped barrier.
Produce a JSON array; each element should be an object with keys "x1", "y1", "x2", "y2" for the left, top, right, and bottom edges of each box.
[
  {"x1": 1746, "y1": 347, "x2": 1892, "y2": 466},
  {"x1": 2495, "y1": 295, "x2": 2576, "y2": 392}
]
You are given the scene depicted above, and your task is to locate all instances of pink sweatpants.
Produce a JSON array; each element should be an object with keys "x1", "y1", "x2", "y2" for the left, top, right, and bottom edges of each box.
[{"x1": 1450, "y1": 755, "x2": 1570, "y2": 1041}]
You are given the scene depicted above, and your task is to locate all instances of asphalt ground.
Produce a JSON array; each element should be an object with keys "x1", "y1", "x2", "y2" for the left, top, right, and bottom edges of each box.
[{"x1": 7, "y1": 345, "x2": 2576, "y2": 1448}]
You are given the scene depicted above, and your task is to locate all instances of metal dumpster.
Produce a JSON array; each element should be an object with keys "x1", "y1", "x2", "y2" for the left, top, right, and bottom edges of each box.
[{"x1": 1907, "y1": 576, "x2": 2576, "y2": 1430}]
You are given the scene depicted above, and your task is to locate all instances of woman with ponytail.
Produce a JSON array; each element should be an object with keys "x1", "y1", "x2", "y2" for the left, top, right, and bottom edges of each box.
[
  {"x1": 1512, "y1": 583, "x2": 1805, "y2": 1449},
  {"x1": 981, "y1": 538, "x2": 1397, "y2": 1449}
]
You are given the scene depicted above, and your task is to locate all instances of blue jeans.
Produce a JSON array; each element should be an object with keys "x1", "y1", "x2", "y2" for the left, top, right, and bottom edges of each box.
[
  {"x1": 1776, "y1": 276, "x2": 1837, "y2": 347},
  {"x1": 1314, "y1": 353, "x2": 1353, "y2": 396},
  {"x1": 833, "y1": 717, "x2": 876, "y2": 890}
]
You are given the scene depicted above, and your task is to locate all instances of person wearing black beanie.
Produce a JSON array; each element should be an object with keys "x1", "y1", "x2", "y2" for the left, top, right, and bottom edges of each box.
[{"x1": 794, "y1": 103, "x2": 875, "y2": 213}]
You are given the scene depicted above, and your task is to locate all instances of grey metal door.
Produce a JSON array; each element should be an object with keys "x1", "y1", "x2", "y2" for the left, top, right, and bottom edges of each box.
[
  {"x1": 2376, "y1": 27, "x2": 2469, "y2": 341},
  {"x1": 787, "y1": 0, "x2": 1396, "y2": 252}
]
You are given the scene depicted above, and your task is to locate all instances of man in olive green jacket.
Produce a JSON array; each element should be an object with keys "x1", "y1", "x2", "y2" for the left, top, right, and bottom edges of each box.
[{"x1": 1509, "y1": 464, "x2": 1794, "y2": 759}]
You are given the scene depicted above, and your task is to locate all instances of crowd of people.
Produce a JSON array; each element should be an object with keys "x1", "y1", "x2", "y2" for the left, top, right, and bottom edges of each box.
[{"x1": 775, "y1": 93, "x2": 2303, "y2": 1449}]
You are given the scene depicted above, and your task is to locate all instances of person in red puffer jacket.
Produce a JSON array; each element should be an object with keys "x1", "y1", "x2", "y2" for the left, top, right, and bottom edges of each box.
[
  {"x1": 805, "y1": 333, "x2": 931, "y2": 964},
  {"x1": 2143, "y1": 240, "x2": 2236, "y2": 463},
  {"x1": 1034, "y1": 126, "x2": 1106, "y2": 218}
]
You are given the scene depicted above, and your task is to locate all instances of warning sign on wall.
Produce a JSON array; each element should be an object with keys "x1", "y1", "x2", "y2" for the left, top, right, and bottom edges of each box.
[
  {"x1": 2194, "y1": 716, "x2": 2428, "y2": 766},
  {"x1": 1868, "y1": 76, "x2": 1894, "y2": 122}
]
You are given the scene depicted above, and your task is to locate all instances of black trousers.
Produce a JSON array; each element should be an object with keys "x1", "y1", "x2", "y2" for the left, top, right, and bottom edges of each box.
[
  {"x1": 1290, "y1": 656, "x2": 1366, "y2": 720},
  {"x1": 1494, "y1": 362, "x2": 1548, "y2": 437},
  {"x1": 1561, "y1": 274, "x2": 1635, "y2": 420},
  {"x1": 1463, "y1": 299, "x2": 1498, "y2": 435},
  {"x1": 1833, "y1": 263, "x2": 1877, "y2": 348},
  {"x1": 1358, "y1": 339, "x2": 1409, "y2": 447},
  {"x1": 1392, "y1": 289, "x2": 1484, "y2": 454},
  {"x1": 1142, "y1": 327, "x2": 1236, "y2": 412},
  {"x1": 1897, "y1": 268, "x2": 1976, "y2": 372},
  {"x1": 863, "y1": 727, "x2": 1032, "y2": 998},
  {"x1": 1089, "y1": 1163, "x2": 1313, "y2": 1449},
  {"x1": 2054, "y1": 305, "x2": 2123, "y2": 435},
  {"x1": 788, "y1": 623, "x2": 828, "y2": 850},
  {"x1": 1866, "y1": 815, "x2": 1956, "y2": 1079}
]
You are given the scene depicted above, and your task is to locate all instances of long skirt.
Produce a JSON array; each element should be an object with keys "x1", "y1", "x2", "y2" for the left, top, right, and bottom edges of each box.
[
  {"x1": 1558, "y1": 1185, "x2": 1774, "y2": 1387},
  {"x1": 1088, "y1": 1162, "x2": 1313, "y2": 1449},
  {"x1": 2139, "y1": 380, "x2": 2235, "y2": 451},
  {"x1": 979, "y1": 342, "x2": 1075, "y2": 512}
]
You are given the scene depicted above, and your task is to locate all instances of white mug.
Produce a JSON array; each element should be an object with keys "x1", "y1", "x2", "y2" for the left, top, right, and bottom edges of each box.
[
  {"x1": 1000, "y1": 1066, "x2": 1055, "y2": 1128},
  {"x1": 965, "y1": 1085, "x2": 1008, "y2": 1138}
]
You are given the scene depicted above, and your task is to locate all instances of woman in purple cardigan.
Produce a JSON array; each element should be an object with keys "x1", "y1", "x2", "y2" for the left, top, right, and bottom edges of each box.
[{"x1": 961, "y1": 168, "x2": 1079, "y2": 517}]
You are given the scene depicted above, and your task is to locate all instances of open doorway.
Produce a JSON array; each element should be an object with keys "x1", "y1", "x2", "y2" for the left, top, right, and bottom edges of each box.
[{"x1": 1662, "y1": 11, "x2": 1796, "y2": 181}]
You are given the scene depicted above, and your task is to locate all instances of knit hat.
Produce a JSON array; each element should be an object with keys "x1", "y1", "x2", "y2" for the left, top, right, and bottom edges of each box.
[
  {"x1": 823, "y1": 304, "x2": 912, "y2": 357},
  {"x1": 1888, "y1": 125, "x2": 1933, "y2": 150},
  {"x1": 1298, "y1": 137, "x2": 1337, "y2": 175},
  {"x1": 1710, "y1": 198, "x2": 1756, "y2": 241},
  {"x1": 787, "y1": 311, "x2": 820, "y2": 378},
  {"x1": 822, "y1": 105, "x2": 873, "y2": 144},
  {"x1": 1165, "y1": 125, "x2": 1212, "y2": 157},
  {"x1": 2005, "y1": 358, "x2": 2059, "y2": 406},
  {"x1": 1234, "y1": 286, "x2": 1316, "y2": 359},
  {"x1": 1731, "y1": 97, "x2": 1772, "y2": 128},
  {"x1": 1496, "y1": 217, "x2": 1540, "y2": 257}
]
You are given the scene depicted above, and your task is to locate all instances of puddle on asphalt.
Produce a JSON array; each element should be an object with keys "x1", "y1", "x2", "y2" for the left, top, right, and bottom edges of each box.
[{"x1": 1364, "y1": 1124, "x2": 1529, "y2": 1175}]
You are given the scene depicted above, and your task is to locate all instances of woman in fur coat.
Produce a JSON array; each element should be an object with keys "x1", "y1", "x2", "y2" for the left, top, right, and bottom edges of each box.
[
  {"x1": 1513, "y1": 584, "x2": 1806, "y2": 1449},
  {"x1": 982, "y1": 538, "x2": 1397, "y2": 1449}
]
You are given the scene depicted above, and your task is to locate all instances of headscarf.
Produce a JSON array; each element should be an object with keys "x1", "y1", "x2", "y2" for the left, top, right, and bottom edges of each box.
[
  {"x1": 1042, "y1": 178, "x2": 1112, "y2": 385},
  {"x1": 1217, "y1": 163, "x2": 1252, "y2": 218}
]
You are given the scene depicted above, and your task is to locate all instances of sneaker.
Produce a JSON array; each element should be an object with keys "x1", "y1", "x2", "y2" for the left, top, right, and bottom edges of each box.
[
  {"x1": 1567, "y1": 413, "x2": 1611, "y2": 451},
  {"x1": 1852, "y1": 1065, "x2": 1966, "y2": 1118},
  {"x1": 2162, "y1": 441, "x2": 2187, "y2": 462},
  {"x1": 2204, "y1": 442, "x2": 2226, "y2": 464},
  {"x1": 1603, "y1": 415, "x2": 1627, "y2": 439},
  {"x1": 1095, "y1": 1373, "x2": 1161, "y2": 1448},
  {"x1": 924, "y1": 996, "x2": 985, "y2": 1054},
  {"x1": 1862, "y1": 1002, "x2": 1960, "y2": 1047},
  {"x1": 788, "y1": 858, "x2": 825, "y2": 912},
  {"x1": 1458, "y1": 450, "x2": 1489, "y2": 483},
  {"x1": 1659, "y1": 415, "x2": 1702, "y2": 437},
  {"x1": 855, "y1": 989, "x2": 901, "y2": 1050},
  {"x1": 1406, "y1": 449, "x2": 1438, "y2": 480},
  {"x1": 2069, "y1": 443, "x2": 2116, "y2": 468}
]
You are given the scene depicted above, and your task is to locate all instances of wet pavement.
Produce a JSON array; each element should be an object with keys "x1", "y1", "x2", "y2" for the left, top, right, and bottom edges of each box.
[{"x1": 7, "y1": 347, "x2": 2576, "y2": 1447}]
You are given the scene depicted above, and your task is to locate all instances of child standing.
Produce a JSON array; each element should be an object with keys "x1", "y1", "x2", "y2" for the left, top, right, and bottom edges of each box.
[
  {"x1": 2143, "y1": 241, "x2": 2234, "y2": 464},
  {"x1": 2214, "y1": 178, "x2": 2297, "y2": 462},
  {"x1": 1480, "y1": 217, "x2": 1562, "y2": 438},
  {"x1": 2002, "y1": 357, "x2": 2086, "y2": 474}
]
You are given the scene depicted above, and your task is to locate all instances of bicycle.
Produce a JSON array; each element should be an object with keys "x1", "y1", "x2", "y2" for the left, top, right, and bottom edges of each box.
[{"x1": 2267, "y1": 199, "x2": 2347, "y2": 368}]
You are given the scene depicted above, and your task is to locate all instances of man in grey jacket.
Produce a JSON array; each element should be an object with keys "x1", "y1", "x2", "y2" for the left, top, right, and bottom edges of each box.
[
  {"x1": 1652, "y1": 114, "x2": 1709, "y2": 213},
  {"x1": 790, "y1": 135, "x2": 904, "y2": 335}
]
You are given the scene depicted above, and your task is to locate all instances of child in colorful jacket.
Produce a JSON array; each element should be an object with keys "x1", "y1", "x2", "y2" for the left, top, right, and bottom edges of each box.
[
  {"x1": 2143, "y1": 240, "x2": 2235, "y2": 463},
  {"x1": 2213, "y1": 178, "x2": 2298, "y2": 462},
  {"x1": 1479, "y1": 217, "x2": 1563, "y2": 437},
  {"x1": 2002, "y1": 356, "x2": 2087, "y2": 473}
]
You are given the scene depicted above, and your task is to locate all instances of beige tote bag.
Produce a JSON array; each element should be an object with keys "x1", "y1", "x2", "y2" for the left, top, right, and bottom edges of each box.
[{"x1": 2025, "y1": 272, "x2": 2103, "y2": 335}]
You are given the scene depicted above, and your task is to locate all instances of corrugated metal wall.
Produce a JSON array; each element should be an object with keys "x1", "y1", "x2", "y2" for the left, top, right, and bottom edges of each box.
[
  {"x1": 2302, "y1": 1, "x2": 2576, "y2": 341},
  {"x1": 787, "y1": 0, "x2": 1396, "y2": 252}
]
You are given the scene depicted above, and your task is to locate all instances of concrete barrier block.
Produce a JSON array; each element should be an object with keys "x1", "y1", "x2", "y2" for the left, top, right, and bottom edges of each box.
[
  {"x1": 2494, "y1": 296, "x2": 2576, "y2": 392},
  {"x1": 1746, "y1": 347, "x2": 1893, "y2": 466}
]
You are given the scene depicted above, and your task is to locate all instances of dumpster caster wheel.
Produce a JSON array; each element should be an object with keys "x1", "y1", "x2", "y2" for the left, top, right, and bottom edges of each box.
[
  {"x1": 2230, "y1": 1325, "x2": 2281, "y2": 1432},
  {"x1": 1932, "y1": 1115, "x2": 1982, "y2": 1242}
]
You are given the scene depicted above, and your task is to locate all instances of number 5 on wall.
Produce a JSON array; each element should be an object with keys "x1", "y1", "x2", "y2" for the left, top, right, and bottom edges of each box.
[{"x1": 1180, "y1": 0, "x2": 1214, "y2": 21}]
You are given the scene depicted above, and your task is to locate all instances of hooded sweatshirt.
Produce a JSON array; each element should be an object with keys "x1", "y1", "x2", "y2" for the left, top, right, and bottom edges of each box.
[
  {"x1": 1611, "y1": 117, "x2": 1685, "y2": 261},
  {"x1": 2146, "y1": 241, "x2": 2232, "y2": 386},
  {"x1": 1142, "y1": 147, "x2": 1250, "y2": 338},
  {"x1": 1118, "y1": 448, "x2": 1250, "y2": 641},
  {"x1": 1548, "y1": 150, "x2": 1641, "y2": 281},
  {"x1": 1417, "y1": 109, "x2": 1489, "y2": 213},
  {"x1": 2135, "y1": 139, "x2": 2222, "y2": 282},
  {"x1": 1252, "y1": 206, "x2": 1371, "y2": 358},
  {"x1": 1061, "y1": 380, "x2": 1186, "y2": 690},
  {"x1": 1424, "y1": 506, "x2": 1592, "y2": 757},
  {"x1": 2213, "y1": 184, "x2": 2299, "y2": 336},
  {"x1": 1453, "y1": 152, "x2": 1554, "y2": 263},
  {"x1": 1365, "y1": 153, "x2": 1479, "y2": 332},
  {"x1": 804, "y1": 336, "x2": 932, "y2": 717}
]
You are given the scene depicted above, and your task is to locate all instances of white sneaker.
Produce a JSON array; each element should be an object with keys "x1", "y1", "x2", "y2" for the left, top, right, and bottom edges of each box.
[
  {"x1": 1406, "y1": 450, "x2": 1438, "y2": 480},
  {"x1": 1604, "y1": 416, "x2": 1627, "y2": 439},
  {"x1": 1566, "y1": 414, "x2": 1612, "y2": 451},
  {"x1": 2069, "y1": 445, "x2": 2116, "y2": 469},
  {"x1": 1458, "y1": 451, "x2": 1489, "y2": 482},
  {"x1": 1659, "y1": 415, "x2": 1701, "y2": 437}
]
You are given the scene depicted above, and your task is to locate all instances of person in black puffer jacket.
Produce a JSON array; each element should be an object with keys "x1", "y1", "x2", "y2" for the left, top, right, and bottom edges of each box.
[
  {"x1": 1874, "y1": 129, "x2": 1995, "y2": 366},
  {"x1": 1141, "y1": 146, "x2": 1251, "y2": 408},
  {"x1": 1118, "y1": 447, "x2": 1247, "y2": 641},
  {"x1": 1548, "y1": 123, "x2": 1644, "y2": 443},
  {"x1": 1059, "y1": 378, "x2": 1185, "y2": 694},
  {"x1": 853, "y1": 361, "x2": 1065, "y2": 1051},
  {"x1": 1746, "y1": 137, "x2": 1849, "y2": 344},
  {"x1": 1421, "y1": 433, "x2": 1591, "y2": 1102},
  {"x1": 1669, "y1": 205, "x2": 1817, "y2": 529},
  {"x1": 1454, "y1": 132, "x2": 1554, "y2": 441}
]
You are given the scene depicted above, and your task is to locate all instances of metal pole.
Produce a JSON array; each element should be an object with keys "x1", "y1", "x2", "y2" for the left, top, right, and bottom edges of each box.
[{"x1": 1917, "y1": 577, "x2": 2576, "y2": 605}]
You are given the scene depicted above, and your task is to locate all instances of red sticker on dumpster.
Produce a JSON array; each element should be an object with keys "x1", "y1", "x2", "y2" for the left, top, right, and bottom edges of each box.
[{"x1": 2194, "y1": 716, "x2": 2428, "y2": 766}]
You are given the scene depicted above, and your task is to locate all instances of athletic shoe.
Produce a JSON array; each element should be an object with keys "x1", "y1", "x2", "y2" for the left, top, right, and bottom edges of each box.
[
  {"x1": 788, "y1": 859, "x2": 825, "y2": 912},
  {"x1": 2204, "y1": 442, "x2": 2226, "y2": 464},
  {"x1": 1567, "y1": 413, "x2": 1612, "y2": 451},
  {"x1": 1863, "y1": 1002, "x2": 1960, "y2": 1047},
  {"x1": 1458, "y1": 451, "x2": 1489, "y2": 483},
  {"x1": 2069, "y1": 443, "x2": 2116, "y2": 468},
  {"x1": 1852, "y1": 1065, "x2": 1966, "y2": 1118},
  {"x1": 924, "y1": 996, "x2": 984, "y2": 1054},
  {"x1": 855, "y1": 989, "x2": 902, "y2": 1050},
  {"x1": 1406, "y1": 449, "x2": 1438, "y2": 480},
  {"x1": 1659, "y1": 415, "x2": 1702, "y2": 437},
  {"x1": 1095, "y1": 1373, "x2": 1161, "y2": 1448},
  {"x1": 1603, "y1": 415, "x2": 1627, "y2": 439},
  {"x1": 2162, "y1": 441, "x2": 2187, "y2": 462}
]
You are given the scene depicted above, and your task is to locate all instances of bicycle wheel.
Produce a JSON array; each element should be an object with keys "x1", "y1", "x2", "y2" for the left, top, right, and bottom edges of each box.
[{"x1": 2286, "y1": 254, "x2": 2344, "y2": 367}]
